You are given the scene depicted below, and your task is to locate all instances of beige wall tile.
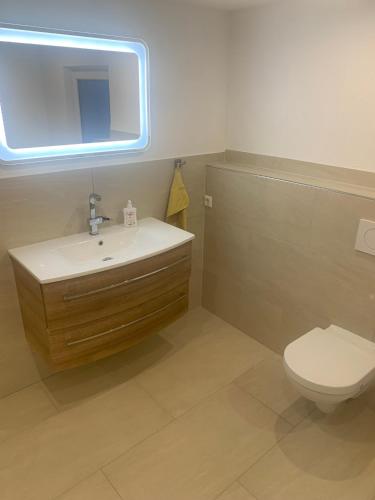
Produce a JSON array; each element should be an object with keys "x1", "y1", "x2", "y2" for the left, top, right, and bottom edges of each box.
[
  {"x1": 310, "y1": 189, "x2": 375, "y2": 256},
  {"x1": 104, "y1": 384, "x2": 291, "y2": 500},
  {"x1": 203, "y1": 271, "x2": 287, "y2": 353},
  {"x1": 188, "y1": 215, "x2": 205, "y2": 308},
  {"x1": 58, "y1": 472, "x2": 120, "y2": 500},
  {"x1": 0, "y1": 383, "x2": 57, "y2": 444},
  {"x1": 0, "y1": 168, "x2": 93, "y2": 398},
  {"x1": 0, "y1": 171, "x2": 91, "y2": 386},
  {"x1": 206, "y1": 165, "x2": 316, "y2": 251},
  {"x1": 202, "y1": 271, "x2": 246, "y2": 332},
  {"x1": 216, "y1": 482, "x2": 256, "y2": 500},
  {"x1": 206, "y1": 166, "x2": 268, "y2": 230},
  {"x1": 92, "y1": 160, "x2": 172, "y2": 223},
  {"x1": 189, "y1": 267, "x2": 204, "y2": 309},
  {"x1": 261, "y1": 179, "x2": 316, "y2": 249},
  {"x1": 188, "y1": 214, "x2": 205, "y2": 270},
  {"x1": 0, "y1": 153, "x2": 219, "y2": 401},
  {"x1": 0, "y1": 381, "x2": 171, "y2": 500},
  {"x1": 244, "y1": 233, "x2": 321, "y2": 313},
  {"x1": 184, "y1": 154, "x2": 224, "y2": 219},
  {"x1": 136, "y1": 307, "x2": 272, "y2": 417},
  {"x1": 240, "y1": 401, "x2": 375, "y2": 500},
  {"x1": 0, "y1": 301, "x2": 42, "y2": 398},
  {"x1": 204, "y1": 219, "x2": 249, "y2": 284},
  {"x1": 204, "y1": 163, "x2": 375, "y2": 353},
  {"x1": 93, "y1": 153, "x2": 223, "y2": 224},
  {"x1": 0, "y1": 169, "x2": 92, "y2": 249},
  {"x1": 225, "y1": 150, "x2": 375, "y2": 188},
  {"x1": 235, "y1": 357, "x2": 314, "y2": 426}
]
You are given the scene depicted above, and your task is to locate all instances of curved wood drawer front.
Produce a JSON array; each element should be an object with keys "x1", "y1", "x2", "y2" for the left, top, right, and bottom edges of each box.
[
  {"x1": 49, "y1": 285, "x2": 189, "y2": 368},
  {"x1": 43, "y1": 243, "x2": 192, "y2": 330},
  {"x1": 11, "y1": 242, "x2": 192, "y2": 371}
]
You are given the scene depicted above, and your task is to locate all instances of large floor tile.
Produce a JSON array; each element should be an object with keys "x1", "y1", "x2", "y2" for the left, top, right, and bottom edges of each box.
[
  {"x1": 0, "y1": 381, "x2": 171, "y2": 500},
  {"x1": 235, "y1": 357, "x2": 314, "y2": 426},
  {"x1": 240, "y1": 400, "x2": 375, "y2": 500},
  {"x1": 58, "y1": 471, "x2": 121, "y2": 500},
  {"x1": 104, "y1": 384, "x2": 292, "y2": 500},
  {"x1": 0, "y1": 383, "x2": 57, "y2": 443},
  {"x1": 216, "y1": 482, "x2": 256, "y2": 500},
  {"x1": 43, "y1": 333, "x2": 174, "y2": 410},
  {"x1": 136, "y1": 308, "x2": 273, "y2": 416},
  {"x1": 42, "y1": 359, "x2": 123, "y2": 411}
]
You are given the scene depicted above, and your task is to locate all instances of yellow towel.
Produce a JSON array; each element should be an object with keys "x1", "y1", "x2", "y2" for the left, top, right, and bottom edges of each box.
[{"x1": 166, "y1": 167, "x2": 190, "y2": 230}]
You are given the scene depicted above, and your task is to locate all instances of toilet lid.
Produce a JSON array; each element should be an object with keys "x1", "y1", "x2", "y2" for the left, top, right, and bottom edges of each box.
[{"x1": 284, "y1": 326, "x2": 375, "y2": 395}]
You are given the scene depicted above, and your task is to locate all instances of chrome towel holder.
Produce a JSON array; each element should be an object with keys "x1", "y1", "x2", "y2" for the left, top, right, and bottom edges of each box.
[{"x1": 175, "y1": 159, "x2": 186, "y2": 168}]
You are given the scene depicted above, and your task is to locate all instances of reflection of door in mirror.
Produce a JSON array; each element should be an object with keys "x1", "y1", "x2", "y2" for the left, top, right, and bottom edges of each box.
[{"x1": 77, "y1": 79, "x2": 111, "y2": 143}]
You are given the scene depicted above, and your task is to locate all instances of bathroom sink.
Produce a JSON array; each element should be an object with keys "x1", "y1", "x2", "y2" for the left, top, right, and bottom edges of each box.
[
  {"x1": 9, "y1": 218, "x2": 194, "y2": 283},
  {"x1": 57, "y1": 225, "x2": 158, "y2": 264}
]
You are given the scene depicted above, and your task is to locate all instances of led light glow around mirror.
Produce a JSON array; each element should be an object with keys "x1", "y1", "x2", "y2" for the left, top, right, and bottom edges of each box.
[{"x1": 0, "y1": 27, "x2": 150, "y2": 163}]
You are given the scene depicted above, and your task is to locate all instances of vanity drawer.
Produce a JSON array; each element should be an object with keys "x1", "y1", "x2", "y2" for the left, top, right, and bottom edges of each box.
[
  {"x1": 43, "y1": 243, "x2": 192, "y2": 330},
  {"x1": 49, "y1": 283, "x2": 189, "y2": 367}
]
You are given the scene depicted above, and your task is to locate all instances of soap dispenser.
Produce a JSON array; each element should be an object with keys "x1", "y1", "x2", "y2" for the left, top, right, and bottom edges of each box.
[{"x1": 123, "y1": 200, "x2": 137, "y2": 228}]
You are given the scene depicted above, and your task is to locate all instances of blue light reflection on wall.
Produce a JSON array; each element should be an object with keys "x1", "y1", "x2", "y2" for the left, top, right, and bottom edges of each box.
[{"x1": 0, "y1": 27, "x2": 150, "y2": 163}]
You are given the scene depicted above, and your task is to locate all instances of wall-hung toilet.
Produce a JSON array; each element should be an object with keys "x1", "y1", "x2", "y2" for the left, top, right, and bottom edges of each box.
[{"x1": 283, "y1": 325, "x2": 375, "y2": 414}]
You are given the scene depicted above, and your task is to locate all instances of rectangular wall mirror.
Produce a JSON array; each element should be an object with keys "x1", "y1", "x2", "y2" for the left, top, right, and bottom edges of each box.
[{"x1": 0, "y1": 26, "x2": 150, "y2": 164}]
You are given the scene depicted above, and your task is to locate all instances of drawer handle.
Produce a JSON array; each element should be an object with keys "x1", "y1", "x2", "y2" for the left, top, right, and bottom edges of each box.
[
  {"x1": 63, "y1": 255, "x2": 190, "y2": 302},
  {"x1": 66, "y1": 294, "x2": 188, "y2": 347}
]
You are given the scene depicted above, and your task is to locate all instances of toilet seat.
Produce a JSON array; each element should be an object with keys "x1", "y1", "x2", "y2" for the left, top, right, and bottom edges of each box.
[{"x1": 284, "y1": 326, "x2": 375, "y2": 396}]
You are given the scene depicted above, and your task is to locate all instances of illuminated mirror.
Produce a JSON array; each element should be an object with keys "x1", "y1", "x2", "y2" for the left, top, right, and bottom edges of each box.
[{"x1": 0, "y1": 27, "x2": 150, "y2": 164}]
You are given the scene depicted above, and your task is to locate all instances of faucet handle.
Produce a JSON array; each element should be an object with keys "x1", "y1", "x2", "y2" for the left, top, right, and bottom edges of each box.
[{"x1": 89, "y1": 193, "x2": 101, "y2": 202}]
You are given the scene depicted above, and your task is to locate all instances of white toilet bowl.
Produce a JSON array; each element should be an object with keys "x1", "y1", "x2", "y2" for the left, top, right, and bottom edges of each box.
[{"x1": 283, "y1": 325, "x2": 375, "y2": 414}]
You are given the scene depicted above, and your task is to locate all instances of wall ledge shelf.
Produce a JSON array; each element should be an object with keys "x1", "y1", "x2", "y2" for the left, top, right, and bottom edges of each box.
[{"x1": 207, "y1": 161, "x2": 375, "y2": 201}]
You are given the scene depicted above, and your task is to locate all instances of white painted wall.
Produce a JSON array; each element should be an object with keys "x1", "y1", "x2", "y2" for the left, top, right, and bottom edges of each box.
[
  {"x1": 227, "y1": 0, "x2": 375, "y2": 172},
  {"x1": 0, "y1": 0, "x2": 227, "y2": 172}
]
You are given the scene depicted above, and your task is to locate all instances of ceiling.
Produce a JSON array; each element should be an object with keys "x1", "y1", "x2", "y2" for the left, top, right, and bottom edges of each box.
[{"x1": 167, "y1": 0, "x2": 273, "y2": 10}]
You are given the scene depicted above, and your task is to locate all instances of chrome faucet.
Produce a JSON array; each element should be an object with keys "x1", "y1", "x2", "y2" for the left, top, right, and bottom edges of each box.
[{"x1": 88, "y1": 193, "x2": 110, "y2": 236}]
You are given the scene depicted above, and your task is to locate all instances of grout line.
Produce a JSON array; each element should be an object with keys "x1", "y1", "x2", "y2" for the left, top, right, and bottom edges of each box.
[
  {"x1": 235, "y1": 406, "x2": 317, "y2": 496},
  {"x1": 0, "y1": 382, "x2": 60, "y2": 448},
  {"x1": 212, "y1": 481, "x2": 260, "y2": 500},
  {"x1": 236, "y1": 439, "x2": 286, "y2": 493},
  {"x1": 0, "y1": 379, "x2": 42, "y2": 402},
  {"x1": 132, "y1": 378, "x2": 177, "y2": 421},
  {"x1": 38, "y1": 381, "x2": 62, "y2": 413},
  {"x1": 99, "y1": 380, "x2": 241, "y2": 474},
  {"x1": 101, "y1": 468, "x2": 125, "y2": 500},
  {"x1": 51, "y1": 471, "x2": 93, "y2": 500},
  {"x1": 99, "y1": 378, "x2": 294, "y2": 493},
  {"x1": 210, "y1": 384, "x2": 298, "y2": 500},
  {"x1": 99, "y1": 416, "x2": 173, "y2": 472},
  {"x1": 234, "y1": 383, "x2": 295, "y2": 431},
  {"x1": 52, "y1": 470, "x2": 122, "y2": 500},
  {"x1": 133, "y1": 352, "x2": 271, "y2": 422},
  {"x1": 237, "y1": 481, "x2": 260, "y2": 500},
  {"x1": 220, "y1": 385, "x2": 317, "y2": 499}
]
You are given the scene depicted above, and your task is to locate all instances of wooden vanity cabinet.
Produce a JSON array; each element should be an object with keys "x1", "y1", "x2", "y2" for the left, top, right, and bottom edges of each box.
[{"x1": 11, "y1": 243, "x2": 192, "y2": 370}]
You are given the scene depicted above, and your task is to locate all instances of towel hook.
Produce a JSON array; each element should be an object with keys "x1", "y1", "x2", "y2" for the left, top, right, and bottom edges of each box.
[{"x1": 175, "y1": 159, "x2": 186, "y2": 169}]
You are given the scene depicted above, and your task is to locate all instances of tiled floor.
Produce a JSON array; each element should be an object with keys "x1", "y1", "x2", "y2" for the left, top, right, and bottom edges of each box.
[{"x1": 0, "y1": 307, "x2": 375, "y2": 500}]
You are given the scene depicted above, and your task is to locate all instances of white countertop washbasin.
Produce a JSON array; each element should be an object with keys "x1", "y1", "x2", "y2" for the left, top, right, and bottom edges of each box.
[{"x1": 9, "y1": 218, "x2": 195, "y2": 284}]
